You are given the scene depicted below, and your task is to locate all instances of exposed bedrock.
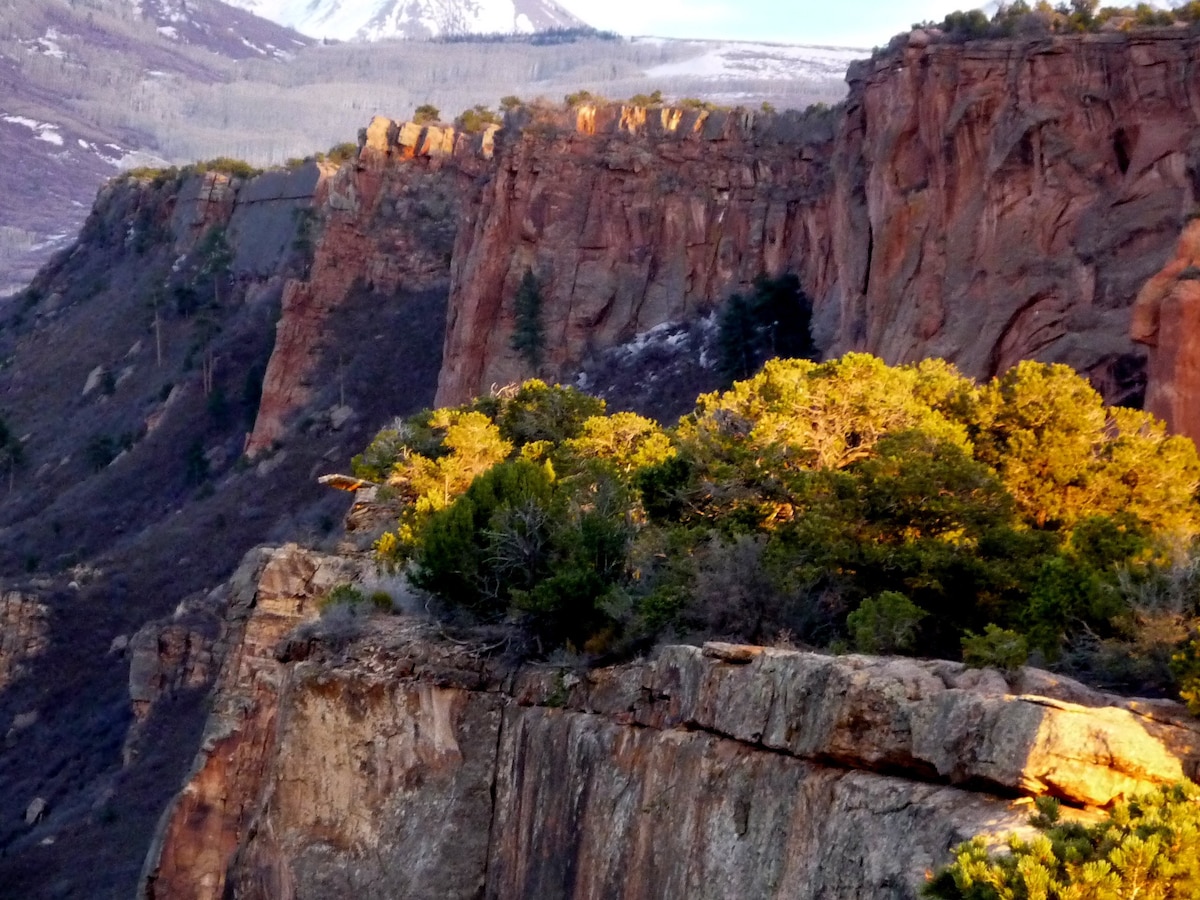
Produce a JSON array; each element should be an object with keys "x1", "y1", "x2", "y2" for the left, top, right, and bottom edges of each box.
[
  {"x1": 245, "y1": 33, "x2": 1200, "y2": 440},
  {"x1": 140, "y1": 546, "x2": 1200, "y2": 900}
]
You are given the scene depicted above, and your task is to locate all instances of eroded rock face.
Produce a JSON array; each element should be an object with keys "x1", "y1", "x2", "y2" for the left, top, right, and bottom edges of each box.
[
  {"x1": 244, "y1": 120, "x2": 487, "y2": 455},
  {"x1": 140, "y1": 545, "x2": 367, "y2": 900},
  {"x1": 436, "y1": 104, "x2": 836, "y2": 405},
  {"x1": 824, "y1": 32, "x2": 1200, "y2": 402},
  {"x1": 1132, "y1": 219, "x2": 1200, "y2": 443},
  {"x1": 141, "y1": 561, "x2": 1200, "y2": 900},
  {"x1": 436, "y1": 33, "x2": 1200, "y2": 409},
  {"x1": 239, "y1": 34, "x2": 1200, "y2": 446},
  {"x1": 0, "y1": 592, "x2": 49, "y2": 691}
]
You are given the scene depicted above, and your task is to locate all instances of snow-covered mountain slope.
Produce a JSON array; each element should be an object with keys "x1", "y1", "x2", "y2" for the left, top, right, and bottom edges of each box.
[
  {"x1": 128, "y1": 0, "x2": 312, "y2": 59},
  {"x1": 642, "y1": 39, "x2": 866, "y2": 85},
  {"x1": 224, "y1": 0, "x2": 587, "y2": 41}
]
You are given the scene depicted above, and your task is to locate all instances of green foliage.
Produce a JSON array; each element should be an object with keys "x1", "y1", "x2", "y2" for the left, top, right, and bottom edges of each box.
[
  {"x1": 197, "y1": 226, "x2": 233, "y2": 279},
  {"x1": 325, "y1": 142, "x2": 358, "y2": 164},
  {"x1": 184, "y1": 438, "x2": 209, "y2": 485},
  {"x1": 491, "y1": 380, "x2": 604, "y2": 448},
  {"x1": 1171, "y1": 638, "x2": 1200, "y2": 714},
  {"x1": 183, "y1": 157, "x2": 262, "y2": 179},
  {"x1": 627, "y1": 90, "x2": 664, "y2": 106},
  {"x1": 356, "y1": 355, "x2": 1200, "y2": 672},
  {"x1": 455, "y1": 104, "x2": 502, "y2": 132},
  {"x1": 961, "y1": 625, "x2": 1029, "y2": 671},
  {"x1": 413, "y1": 103, "x2": 441, "y2": 124},
  {"x1": 85, "y1": 433, "x2": 119, "y2": 472},
  {"x1": 847, "y1": 591, "x2": 928, "y2": 654},
  {"x1": 319, "y1": 583, "x2": 392, "y2": 614},
  {"x1": 499, "y1": 95, "x2": 523, "y2": 112},
  {"x1": 565, "y1": 89, "x2": 599, "y2": 106},
  {"x1": 924, "y1": 782, "x2": 1200, "y2": 899},
  {"x1": 0, "y1": 415, "x2": 25, "y2": 488},
  {"x1": 411, "y1": 459, "x2": 628, "y2": 645},
  {"x1": 925, "y1": 1, "x2": 1200, "y2": 43},
  {"x1": 510, "y1": 269, "x2": 545, "y2": 372},
  {"x1": 126, "y1": 165, "x2": 180, "y2": 185},
  {"x1": 972, "y1": 362, "x2": 1200, "y2": 539}
]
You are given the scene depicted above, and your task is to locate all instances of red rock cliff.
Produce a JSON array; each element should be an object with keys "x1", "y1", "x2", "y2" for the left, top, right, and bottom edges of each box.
[
  {"x1": 140, "y1": 545, "x2": 1200, "y2": 900},
  {"x1": 245, "y1": 31, "x2": 1200, "y2": 452},
  {"x1": 439, "y1": 31, "x2": 1200, "y2": 408},
  {"x1": 244, "y1": 120, "x2": 492, "y2": 454},
  {"x1": 436, "y1": 103, "x2": 836, "y2": 404},
  {"x1": 826, "y1": 30, "x2": 1200, "y2": 410}
]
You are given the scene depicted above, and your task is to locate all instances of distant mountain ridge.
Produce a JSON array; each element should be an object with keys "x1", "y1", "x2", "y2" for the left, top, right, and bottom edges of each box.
[{"x1": 223, "y1": 0, "x2": 588, "y2": 41}]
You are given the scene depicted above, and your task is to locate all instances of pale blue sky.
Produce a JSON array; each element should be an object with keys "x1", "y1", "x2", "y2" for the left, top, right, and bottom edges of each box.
[{"x1": 555, "y1": 1, "x2": 980, "y2": 47}]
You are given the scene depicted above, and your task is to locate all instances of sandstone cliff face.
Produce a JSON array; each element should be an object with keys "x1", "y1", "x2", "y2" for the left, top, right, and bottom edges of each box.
[
  {"x1": 142, "y1": 545, "x2": 1200, "y2": 900},
  {"x1": 436, "y1": 104, "x2": 836, "y2": 404},
  {"x1": 244, "y1": 121, "x2": 489, "y2": 454},
  {"x1": 249, "y1": 32, "x2": 1200, "y2": 427},
  {"x1": 1132, "y1": 219, "x2": 1200, "y2": 442},
  {"x1": 440, "y1": 32, "x2": 1200, "y2": 409},
  {"x1": 828, "y1": 31, "x2": 1200, "y2": 411}
]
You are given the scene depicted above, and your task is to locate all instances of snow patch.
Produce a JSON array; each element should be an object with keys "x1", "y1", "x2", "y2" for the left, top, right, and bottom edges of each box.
[
  {"x1": 2, "y1": 115, "x2": 64, "y2": 146},
  {"x1": 646, "y1": 40, "x2": 865, "y2": 82},
  {"x1": 2, "y1": 115, "x2": 40, "y2": 130},
  {"x1": 115, "y1": 149, "x2": 170, "y2": 170}
]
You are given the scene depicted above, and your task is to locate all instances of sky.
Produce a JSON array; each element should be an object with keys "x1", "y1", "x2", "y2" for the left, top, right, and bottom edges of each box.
[{"x1": 553, "y1": 1, "x2": 985, "y2": 48}]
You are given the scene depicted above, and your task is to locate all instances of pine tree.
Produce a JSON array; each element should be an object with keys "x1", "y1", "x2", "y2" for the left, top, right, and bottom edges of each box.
[
  {"x1": 925, "y1": 783, "x2": 1200, "y2": 899},
  {"x1": 510, "y1": 269, "x2": 545, "y2": 373}
]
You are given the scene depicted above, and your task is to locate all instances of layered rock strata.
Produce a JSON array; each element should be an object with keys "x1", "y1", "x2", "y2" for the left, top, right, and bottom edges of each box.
[{"x1": 141, "y1": 545, "x2": 1200, "y2": 900}]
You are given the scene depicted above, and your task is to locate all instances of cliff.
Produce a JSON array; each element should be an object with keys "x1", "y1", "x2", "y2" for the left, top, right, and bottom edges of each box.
[
  {"x1": 244, "y1": 121, "x2": 491, "y2": 454},
  {"x1": 11, "y1": 26, "x2": 1200, "y2": 900},
  {"x1": 139, "y1": 545, "x2": 1200, "y2": 900},
  {"x1": 436, "y1": 104, "x2": 836, "y2": 404},
  {"x1": 828, "y1": 30, "x2": 1200, "y2": 413},
  {"x1": 242, "y1": 30, "x2": 1200, "y2": 444}
]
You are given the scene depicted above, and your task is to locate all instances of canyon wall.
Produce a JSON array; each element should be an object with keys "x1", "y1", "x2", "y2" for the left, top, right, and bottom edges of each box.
[
  {"x1": 831, "y1": 29, "x2": 1200, "y2": 411},
  {"x1": 439, "y1": 30, "x2": 1200, "y2": 410},
  {"x1": 244, "y1": 121, "x2": 491, "y2": 454},
  {"x1": 435, "y1": 104, "x2": 837, "y2": 404},
  {"x1": 140, "y1": 545, "x2": 1200, "y2": 900},
  {"x1": 242, "y1": 30, "x2": 1200, "y2": 444}
]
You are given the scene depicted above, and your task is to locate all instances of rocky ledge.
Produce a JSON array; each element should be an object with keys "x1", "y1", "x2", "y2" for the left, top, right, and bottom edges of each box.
[{"x1": 140, "y1": 545, "x2": 1200, "y2": 899}]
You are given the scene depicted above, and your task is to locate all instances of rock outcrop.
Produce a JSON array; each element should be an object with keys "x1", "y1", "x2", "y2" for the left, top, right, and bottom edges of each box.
[
  {"x1": 831, "y1": 30, "x2": 1200, "y2": 412},
  {"x1": 0, "y1": 592, "x2": 49, "y2": 691},
  {"x1": 244, "y1": 122, "x2": 488, "y2": 454},
  {"x1": 1132, "y1": 219, "x2": 1200, "y2": 443},
  {"x1": 141, "y1": 545, "x2": 367, "y2": 898},
  {"x1": 436, "y1": 104, "x2": 836, "y2": 404},
  {"x1": 141, "y1": 546, "x2": 1200, "y2": 900}
]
